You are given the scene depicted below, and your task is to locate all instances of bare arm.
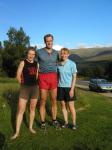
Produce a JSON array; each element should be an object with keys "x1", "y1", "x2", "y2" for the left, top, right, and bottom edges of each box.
[
  {"x1": 16, "y1": 61, "x2": 24, "y2": 84},
  {"x1": 69, "y1": 74, "x2": 77, "y2": 98},
  {"x1": 36, "y1": 63, "x2": 39, "y2": 79}
]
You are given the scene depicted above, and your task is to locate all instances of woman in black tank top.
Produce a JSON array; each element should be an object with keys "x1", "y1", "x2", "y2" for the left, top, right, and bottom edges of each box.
[
  {"x1": 11, "y1": 47, "x2": 38, "y2": 140},
  {"x1": 21, "y1": 59, "x2": 38, "y2": 86}
]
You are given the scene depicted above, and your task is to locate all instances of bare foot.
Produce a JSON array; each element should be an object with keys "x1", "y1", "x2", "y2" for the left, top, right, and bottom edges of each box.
[
  {"x1": 11, "y1": 133, "x2": 19, "y2": 140},
  {"x1": 29, "y1": 128, "x2": 36, "y2": 134}
]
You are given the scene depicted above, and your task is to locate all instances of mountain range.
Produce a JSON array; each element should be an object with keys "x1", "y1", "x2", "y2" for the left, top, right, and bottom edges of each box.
[{"x1": 69, "y1": 47, "x2": 112, "y2": 62}]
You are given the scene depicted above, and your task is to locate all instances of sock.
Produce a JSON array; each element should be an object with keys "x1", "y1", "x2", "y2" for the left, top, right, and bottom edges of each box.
[
  {"x1": 52, "y1": 119, "x2": 56, "y2": 122},
  {"x1": 41, "y1": 121, "x2": 45, "y2": 124}
]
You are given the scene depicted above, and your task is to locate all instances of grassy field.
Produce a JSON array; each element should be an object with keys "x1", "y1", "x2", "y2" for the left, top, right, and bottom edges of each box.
[{"x1": 0, "y1": 77, "x2": 112, "y2": 150}]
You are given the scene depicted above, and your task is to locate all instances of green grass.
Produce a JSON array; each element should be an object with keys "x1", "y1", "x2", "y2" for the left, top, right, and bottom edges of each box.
[{"x1": 0, "y1": 78, "x2": 112, "y2": 150}]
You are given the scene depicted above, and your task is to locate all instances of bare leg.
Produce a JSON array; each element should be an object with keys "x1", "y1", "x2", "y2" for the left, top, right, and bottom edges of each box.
[
  {"x1": 49, "y1": 88, "x2": 57, "y2": 120},
  {"x1": 11, "y1": 98, "x2": 27, "y2": 140},
  {"x1": 68, "y1": 101, "x2": 76, "y2": 125},
  {"x1": 29, "y1": 99, "x2": 38, "y2": 134},
  {"x1": 39, "y1": 89, "x2": 48, "y2": 122},
  {"x1": 61, "y1": 101, "x2": 68, "y2": 124}
]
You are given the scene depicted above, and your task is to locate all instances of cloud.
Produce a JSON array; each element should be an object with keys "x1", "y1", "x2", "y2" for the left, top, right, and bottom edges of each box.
[
  {"x1": 31, "y1": 42, "x2": 112, "y2": 50},
  {"x1": 31, "y1": 43, "x2": 63, "y2": 51},
  {"x1": 76, "y1": 43, "x2": 112, "y2": 49},
  {"x1": 53, "y1": 44, "x2": 63, "y2": 51}
]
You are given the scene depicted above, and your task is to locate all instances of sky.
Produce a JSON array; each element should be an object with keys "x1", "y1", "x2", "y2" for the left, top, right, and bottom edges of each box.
[{"x1": 0, "y1": 0, "x2": 112, "y2": 50}]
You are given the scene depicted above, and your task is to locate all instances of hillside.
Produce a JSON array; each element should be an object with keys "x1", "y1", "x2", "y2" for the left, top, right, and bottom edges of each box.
[
  {"x1": 70, "y1": 47, "x2": 112, "y2": 62},
  {"x1": 68, "y1": 54, "x2": 83, "y2": 62}
]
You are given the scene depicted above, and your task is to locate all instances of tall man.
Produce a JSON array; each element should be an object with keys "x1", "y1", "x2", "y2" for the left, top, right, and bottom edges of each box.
[{"x1": 37, "y1": 34, "x2": 59, "y2": 128}]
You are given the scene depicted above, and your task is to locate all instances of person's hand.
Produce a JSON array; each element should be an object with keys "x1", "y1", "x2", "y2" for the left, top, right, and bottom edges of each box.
[
  {"x1": 18, "y1": 78, "x2": 21, "y2": 84},
  {"x1": 69, "y1": 89, "x2": 74, "y2": 98}
]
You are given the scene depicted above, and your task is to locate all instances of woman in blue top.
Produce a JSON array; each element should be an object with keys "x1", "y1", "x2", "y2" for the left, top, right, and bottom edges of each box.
[{"x1": 57, "y1": 48, "x2": 77, "y2": 129}]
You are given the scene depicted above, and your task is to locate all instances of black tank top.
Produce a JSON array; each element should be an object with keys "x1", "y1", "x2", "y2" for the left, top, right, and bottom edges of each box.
[{"x1": 21, "y1": 59, "x2": 38, "y2": 86}]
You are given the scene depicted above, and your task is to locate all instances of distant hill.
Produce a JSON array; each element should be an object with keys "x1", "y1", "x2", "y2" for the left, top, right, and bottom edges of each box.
[
  {"x1": 69, "y1": 54, "x2": 83, "y2": 62},
  {"x1": 70, "y1": 47, "x2": 112, "y2": 62}
]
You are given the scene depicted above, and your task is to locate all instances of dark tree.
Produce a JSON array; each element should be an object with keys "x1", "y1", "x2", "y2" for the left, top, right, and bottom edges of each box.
[
  {"x1": 105, "y1": 62, "x2": 112, "y2": 80},
  {"x1": 0, "y1": 41, "x2": 5, "y2": 76},
  {"x1": 2, "y1": 27, "x2": 30, "y2": 77}
]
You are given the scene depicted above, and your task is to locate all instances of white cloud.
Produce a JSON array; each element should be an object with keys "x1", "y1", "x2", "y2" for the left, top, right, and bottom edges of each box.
[
  {"x1": 31, "y1": 43, "x2": 63, "y2": 51},
  {"x1": 53, "y1": 44, "x2": 63, "y2": 51},
  {"x1": 31, "y1": 42, "x2": 112, "y2": 50},
  {"x1": 76, "y1": 43, "x2": 112, "y2": 49}
]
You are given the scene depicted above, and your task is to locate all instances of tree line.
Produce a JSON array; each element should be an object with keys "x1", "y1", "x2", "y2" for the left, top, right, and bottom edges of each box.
[
  {"x1": 77, "y1": 61, "x2": 112, "y2": 80},
  {"x1": 0, "y1": 27, "x2": 112, "y2": 79},
  {"x1": 0, "y1": 27, "x2": 30, "y2": 77}
]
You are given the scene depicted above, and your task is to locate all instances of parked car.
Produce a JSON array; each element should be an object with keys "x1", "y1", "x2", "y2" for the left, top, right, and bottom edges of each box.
[{"x1": 89, "y1": 79, "x2": 112, "y2": 92}]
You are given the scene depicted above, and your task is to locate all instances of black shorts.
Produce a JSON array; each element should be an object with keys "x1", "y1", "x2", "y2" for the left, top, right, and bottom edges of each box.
[{"x1": 57, "y1": 87, "x2": 76, "y2": 102}]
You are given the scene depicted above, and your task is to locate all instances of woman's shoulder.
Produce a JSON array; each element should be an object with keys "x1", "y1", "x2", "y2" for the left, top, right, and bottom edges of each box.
[
  {"x1": 68, "y1": 59, "x2": 76, "y2": 65},
  {"x1": 20, "y1": 59, "x2": 25, "y2": 64}
]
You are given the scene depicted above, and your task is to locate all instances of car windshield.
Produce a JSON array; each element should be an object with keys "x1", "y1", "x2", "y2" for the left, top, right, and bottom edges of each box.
[{"x1": 97, "y1": 79, "x2": 109, "y2": 84}]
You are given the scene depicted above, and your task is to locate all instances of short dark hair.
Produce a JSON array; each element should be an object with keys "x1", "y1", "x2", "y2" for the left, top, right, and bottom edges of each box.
[
  {"x1": 26, "y1": 46, "x2": 37, "y2": 56},
  {"x1": 27, "y1": 46, "x2": 36, "y2": 51},
  {"x1": 44, "y1": 34, "x2": 54, "y2": 43}
]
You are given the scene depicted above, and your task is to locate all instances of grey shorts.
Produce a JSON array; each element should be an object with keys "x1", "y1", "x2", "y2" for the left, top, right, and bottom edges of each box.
[{"x1": 19, "y1": 85, "x2": 38, "y2": 100}]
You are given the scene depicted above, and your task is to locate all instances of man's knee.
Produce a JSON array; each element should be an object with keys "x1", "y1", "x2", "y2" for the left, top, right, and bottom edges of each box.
[
  {"x1": 40, "y1": 98, "x2": 46, "y2": 106},
  {"x1": 51, "y1": 99, "x2": 57, "y2": 106}
]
